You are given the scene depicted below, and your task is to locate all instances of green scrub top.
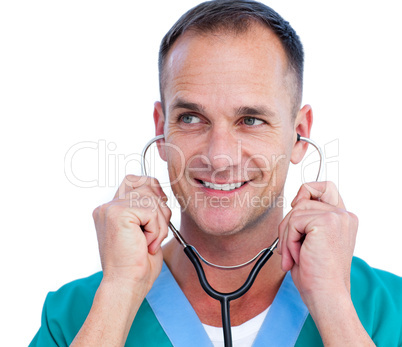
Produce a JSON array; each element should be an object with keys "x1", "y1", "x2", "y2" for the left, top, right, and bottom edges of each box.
[{"x1": 30, "y1": 257, "x2": 402, "y2": 346}]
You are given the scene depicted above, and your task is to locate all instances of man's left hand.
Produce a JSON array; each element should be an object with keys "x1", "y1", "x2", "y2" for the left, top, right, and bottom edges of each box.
[{"x1": 278, "y1": 181, "x2": 358, "y2": 307}]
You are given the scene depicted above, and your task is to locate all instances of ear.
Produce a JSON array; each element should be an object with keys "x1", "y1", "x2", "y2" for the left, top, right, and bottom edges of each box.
[
  {"x1": 153, "y1": 101, "x2": 167, "y2": 161},
  {"x1": 290, "y1": 104, "x2": 313, "y2": 164}
]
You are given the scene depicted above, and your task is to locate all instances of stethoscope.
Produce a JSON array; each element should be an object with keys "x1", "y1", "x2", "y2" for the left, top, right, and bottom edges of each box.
[{"x1": 141, "y1": 134, "x2": 324, "y2": 347}]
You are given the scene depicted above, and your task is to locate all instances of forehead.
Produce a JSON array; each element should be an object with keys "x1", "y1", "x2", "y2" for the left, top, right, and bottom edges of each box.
[{"x1": 162, "y1": 24, "x2": 293, "y2": 111}]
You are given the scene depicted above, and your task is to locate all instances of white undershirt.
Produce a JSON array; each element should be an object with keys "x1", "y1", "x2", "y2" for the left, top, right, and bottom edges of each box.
[{"x1": 202, "y1": 307, "x2": 270, "y2": 347}]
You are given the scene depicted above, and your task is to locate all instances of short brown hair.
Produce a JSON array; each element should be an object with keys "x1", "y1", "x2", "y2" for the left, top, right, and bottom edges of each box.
[{"x1": 158, "y1": 0, "x2": 304, "y2": 114}]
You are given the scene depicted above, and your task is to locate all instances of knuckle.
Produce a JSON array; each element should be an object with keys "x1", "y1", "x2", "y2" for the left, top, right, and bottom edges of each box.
[
  {"x1": 347, "y1": 212, "x2": 359, "y2": 236},
  {"x1": 287, "y1": 211, "x2": 298, "y2": 226},
  {"x1": 122, "y1": 174, "x2": 137, "y2": 186},
  {"x1": 148, "y1": 176, "x2": 161, "y2": 186},
  {"x1": 139, "y1": 204, "x2": 157, "y2": 219},
  {"x1": 339, "y1": 209, "x2": 352, "y2": 223},
  {"x1": 300, "y1": 182, "x2": 311, "y2": 192},
  {"x1": 149, "y1": 207, "x2": 158, "y2": 218},
  {"x1": 124, "y1": 174, "x2": 147, "y2": 188},
  {"x1": 160, "y1": 222, "x2": 169, "y2": 237},
  {"x1": 324, "y1": 211, "x2": 341, "y2": 228},
  {"x1": 166, "y1": 207, "x2": 172, "y2": 220},
  {"x1": 104, "y1": 203, "x2": 119, "y2": 217},
  {"x1": 162, "y1": 202, "x2": 172, "y2": 219},
  {"x1": 290, "y1": 209, "x2": 304, "y2": 219},
  {"x1": 303, "y1": 182, "x2": 322, "y2": 196},
  {"x1": 92, "y1": 205, "x2": 100, "y2": 218},
  {"x1": 324, "y1": 181, "x2": 339, "y2": 198},
  {"x1": 93, "y1": 203, "x2": 110, "y2": 219},
  {"x1": 104, "y1": 202, "x2": 131, "y2": 221},
  {"x1": 348, "y1": 211, "x2": 359, "y2": 225},
  {"x1": 326, "y1": 181, "x2": 336, "y2": 191},
  {"x1": 277, "y1": 218, "x2": 286, "y2": 235},
  {"x1": 124, "y1": 174, "x2": 139, "y2": 181},
  {"x1": 144, "y1": 196, "x2": 159, "y2": 211},
  {"x1": 324, "y1": 210, "x2": 357, "y2": 231},
  {"x1": 293, "y1": 198, "x2": 308, "y2": 209},
  {"x1": 149, "y1": 177, "x2": 167, "y2": 197}
]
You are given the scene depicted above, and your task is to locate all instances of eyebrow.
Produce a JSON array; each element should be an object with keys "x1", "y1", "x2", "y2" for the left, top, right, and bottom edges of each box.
[
  {"x1": 169, "y1": 99, "x2": 205, "y2": 114},
  {"x1": 236, "y1": 106, "x2": 276, "y2": 118},
  {"x1": 169, "y1": 98, "x2": 276, "y2": 118}
]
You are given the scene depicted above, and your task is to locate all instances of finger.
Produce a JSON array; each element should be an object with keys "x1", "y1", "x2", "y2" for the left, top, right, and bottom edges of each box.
[
  {"x1": 137, "y1": 186, "x2": 171, "y2": 224},
  {"x1": 151, "y1": 188, "x2": 171, "y2": 223},
  {"x1": 280, "y1": 224, "x2": 295, "y2": 272},
  {"x1": 286, "y1": 211, "x2": 336, "y2": 265},
  {"x1": 278, "y1": 204, "x2": 326, "y2": 243},
  {"x1": 114, "y1": 175, "x2": 149, "y2": 200},
  {"x1": 125, "y1": 177, "x2": 171, "y2": 222},
  {"x1": 291, "y1": 199, "x2": 344, "y2": 214},
  {"x1": 286, "y1": 214, "x2": 312, "y2": 266},
  {"x1": 277, "y1": 211, "x2": 287, "y2": 255},
  {"x1": 279, "y1": 208, "x2": 325, "y2": 269},
  {"x1": 148, "y1": 208, "x2": 169, "y2": 255},
  {"x1": 147, "y1": 177, "x2": 168, "y2": 201},
  {"x1": 114, "y1": 176, "x2": 171, "y2": 214},
  {"x1": 128, "y1": 207, "x2": 160, "y2": 247},
  {"x1": 278, "y1": 211, "x2": 295, "y2": 271},
  {"x1": 131, "y1": 194, "x2": 169, "y2": 255},
  {"x1": 277, "y1": 206, "x2": 293, "y2": 255},
  {"x1": 291, "y1": 181, "x2": 345, "y2": 208},
  {"x1": 117, "y1": 188, "x2": 170, "y2": 253}
]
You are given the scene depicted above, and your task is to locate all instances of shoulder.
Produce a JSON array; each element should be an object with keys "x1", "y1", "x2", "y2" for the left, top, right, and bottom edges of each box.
[
  {"x1": 46, "y1": 271, "x2": 103, "y2": 316},
  {"x1": 32, "y1": 272, "x2": 172, "y2": 347},
  {"x1": 350, "y1": 257, "x2": 402, "y2": 345},
  {"x1": 351, "y1": 257, "x2": 402, "y2": 306},
  {"x1": 34, "y1": 272, "x2": 103, "y2": 346},
  {"x1": 296, "y1": 257, "x2": 402, "y2": 347}
]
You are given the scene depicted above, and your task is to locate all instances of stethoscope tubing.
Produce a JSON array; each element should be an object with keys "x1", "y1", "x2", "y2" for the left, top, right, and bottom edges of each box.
[
  {"x1": 141, "y1": 134, "x2": 323, "y2": 347},
  {"x1": 184, "y1": 239, "x2": 278, "y2": 347}
]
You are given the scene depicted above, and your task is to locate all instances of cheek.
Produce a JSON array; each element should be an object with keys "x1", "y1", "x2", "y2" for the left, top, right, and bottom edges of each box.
[
  {"x1": 243, "y1": 145, "x2": 291, "y2": 193},
  {"x1": 244, "y1": 140, "x2": 290, "y2": 170},
  {"x1": 165, "y1": 145, "x2": 198, "y2": 191},
  {"x1": 250, "y1": 154, "x2": 288, "y2": 176},
  {"x1": 165, "y1": 145, "x2": 186, "y2": 172}
]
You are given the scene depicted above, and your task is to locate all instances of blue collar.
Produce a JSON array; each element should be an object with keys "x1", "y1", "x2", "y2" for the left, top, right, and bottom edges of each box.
[{"x1": 146, "y1": 263, "x2": 308, "y2": 346}]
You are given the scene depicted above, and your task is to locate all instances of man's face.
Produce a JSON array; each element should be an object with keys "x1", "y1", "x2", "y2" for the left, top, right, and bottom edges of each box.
[{"x1": 155, "y1": 24, "x2": 303, "y2": 237}]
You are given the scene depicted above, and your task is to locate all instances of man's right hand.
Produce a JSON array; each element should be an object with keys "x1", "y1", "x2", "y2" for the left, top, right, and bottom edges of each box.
[
  {"x1": 93, "y1": 174, "x2": 171, "y2": 292},
  {"x1": 71, "y1": 175, "x2": 171, "y2": 346}
]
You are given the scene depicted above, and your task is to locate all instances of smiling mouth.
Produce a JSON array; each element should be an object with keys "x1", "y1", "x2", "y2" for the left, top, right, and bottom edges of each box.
[{"x1": 198, "y1": 180, "x2": 247, "y2": 191}]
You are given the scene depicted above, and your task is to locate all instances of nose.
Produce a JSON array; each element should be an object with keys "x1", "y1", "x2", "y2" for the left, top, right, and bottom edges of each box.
[{"x1": 201, "y1": 127, "x2": 241, "y2": 171}]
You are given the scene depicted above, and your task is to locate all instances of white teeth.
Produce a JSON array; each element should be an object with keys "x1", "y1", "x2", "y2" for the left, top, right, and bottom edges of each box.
[{"x1": 202, "y1": 181, "x2": 243, "y2": 191}]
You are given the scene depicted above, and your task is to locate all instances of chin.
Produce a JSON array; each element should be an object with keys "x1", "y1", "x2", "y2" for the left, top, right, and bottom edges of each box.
[{"x1": 190, "y1": 210, "x2": 250, "y2": 237}]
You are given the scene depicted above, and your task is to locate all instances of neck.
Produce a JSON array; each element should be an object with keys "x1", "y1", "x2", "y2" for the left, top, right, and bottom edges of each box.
[{"x1": 163, "y1": 209, "x2": 286, "y2": 326}]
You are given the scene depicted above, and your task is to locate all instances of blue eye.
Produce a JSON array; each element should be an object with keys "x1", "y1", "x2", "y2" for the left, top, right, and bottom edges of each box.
[
  {"x1": 181, "y1": 114, "x2": 201, "y2": 124},
  {"x1": 243, "y1": 117, "x2": 263, "y2": 126}
]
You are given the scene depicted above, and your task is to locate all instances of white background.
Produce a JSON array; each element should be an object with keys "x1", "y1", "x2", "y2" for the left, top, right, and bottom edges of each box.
[{"x1": 1, "y1": 1, "x2": 401, "y2": 345}]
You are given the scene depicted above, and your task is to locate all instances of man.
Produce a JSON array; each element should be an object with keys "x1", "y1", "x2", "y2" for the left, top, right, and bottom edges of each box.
[{"x1": 31, "y1": 1, "x2": 402, "y2": 346}]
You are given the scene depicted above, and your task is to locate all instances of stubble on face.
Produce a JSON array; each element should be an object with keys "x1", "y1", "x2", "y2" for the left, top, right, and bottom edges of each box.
[{"x1": 158, "y1": 24, "x2": 298, "y2": 238}]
